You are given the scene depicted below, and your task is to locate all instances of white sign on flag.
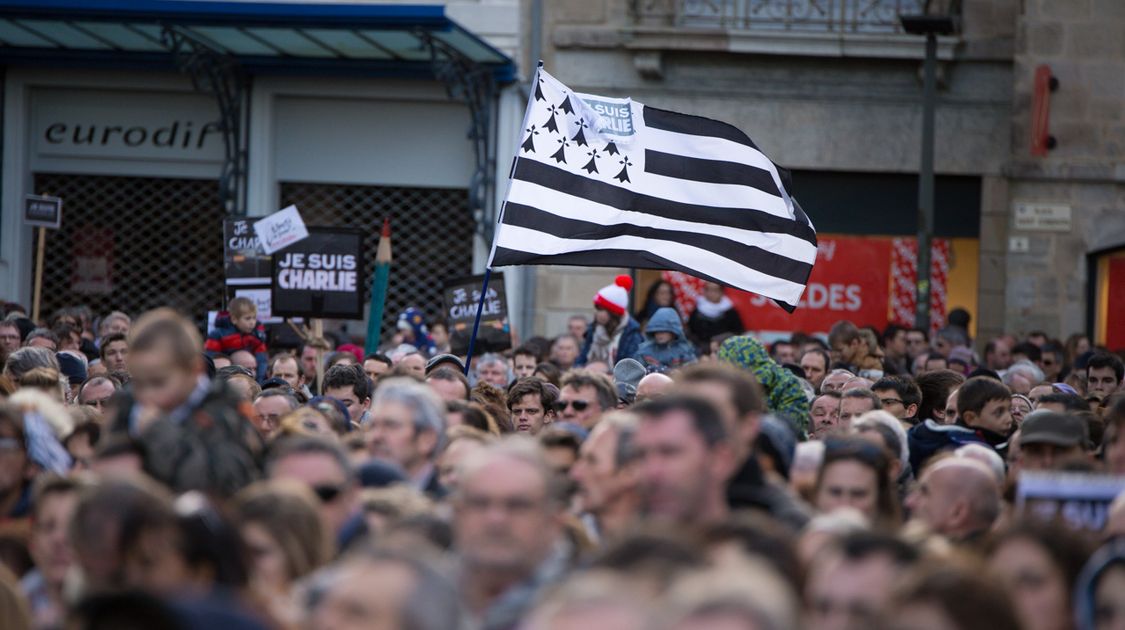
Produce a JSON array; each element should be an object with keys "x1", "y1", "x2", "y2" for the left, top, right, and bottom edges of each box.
[{"x1": 253, "y1": 205, "x2": 309, "y2": 255}]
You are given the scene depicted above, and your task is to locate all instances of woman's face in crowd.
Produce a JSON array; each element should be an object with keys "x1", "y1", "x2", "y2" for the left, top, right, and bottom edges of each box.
[
  {"x1": 655, "y1": 283, "x2": 673, "y2": 306},
  {"x1": 987, "y1": 537, "x2": 1070, "y2": 630},
  {"x1": 242, "y1": 521, "x2": 291, "y2": 592},
  {"x1": 594, "y1": 308, "x2": 610, "y2": 326},
  {"x1": 703, "y1": 283, "x2": 724, "y2": 303},
  {"x1": 815, "y1": 460, "x2": 879, "y2": 523}
]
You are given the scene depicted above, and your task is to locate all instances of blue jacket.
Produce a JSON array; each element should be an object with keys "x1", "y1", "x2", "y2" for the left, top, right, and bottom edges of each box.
[
  {"x1": 578, "y1": 316, "x2": 643, "y2": 367},
  {"x1": 634, "y1": 307, "x2": 697, "y2": 372},
  {"x1": 906, "y1": 419, "x2": 1006, "y2": 473}
]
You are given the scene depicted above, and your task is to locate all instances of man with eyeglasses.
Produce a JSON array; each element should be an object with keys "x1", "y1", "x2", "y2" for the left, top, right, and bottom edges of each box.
[
  {"x1": 77, "y1": 376, "x2": 119, "y2": 412},
  {"x1": 557, "y1": 369, "x2": 616, "y2": 429},
  {"x1": 871, "y1": 375, "x2": 922, "y2": 428},
  {"x1": 454, "y1": 437, "x2": 568, "y2": 629}
]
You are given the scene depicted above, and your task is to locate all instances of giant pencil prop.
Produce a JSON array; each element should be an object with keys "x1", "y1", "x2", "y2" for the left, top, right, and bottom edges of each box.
[{"x1": 365, "y1": 218, "x2": 392, "y2": 355}]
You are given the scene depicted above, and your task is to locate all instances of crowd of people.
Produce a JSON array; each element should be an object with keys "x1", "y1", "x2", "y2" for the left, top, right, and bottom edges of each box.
[{"x1": 0, "y1": 274, "x2": 1123, "y2": 630}]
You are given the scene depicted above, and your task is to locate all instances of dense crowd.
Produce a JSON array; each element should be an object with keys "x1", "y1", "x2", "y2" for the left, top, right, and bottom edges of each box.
[{"x1": 0, "y1": 274, "x2": 1123, "y2": 630}]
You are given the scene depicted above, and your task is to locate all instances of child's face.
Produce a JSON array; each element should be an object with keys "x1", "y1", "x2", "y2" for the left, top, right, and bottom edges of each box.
[
  {"x1": 234, "y1": 311, "x2": 258, "y2": 333},
  {"x1": 653, "y1": 331, "x2": 675, "y2": 345}
]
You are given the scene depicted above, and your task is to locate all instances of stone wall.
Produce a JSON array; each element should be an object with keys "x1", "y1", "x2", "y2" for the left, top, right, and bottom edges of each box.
[{"x1": 1002, "y1": 0, "x2": 1125, "y2": 339}]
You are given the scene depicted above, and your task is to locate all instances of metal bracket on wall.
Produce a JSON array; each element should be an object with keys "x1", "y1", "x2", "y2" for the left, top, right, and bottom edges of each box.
[
  {"x1": 418, "y1": 30, "x2": 498, "y2": 243},
  {"x1": 161, "y1": 25, "x2": 250, "y2": 217}
]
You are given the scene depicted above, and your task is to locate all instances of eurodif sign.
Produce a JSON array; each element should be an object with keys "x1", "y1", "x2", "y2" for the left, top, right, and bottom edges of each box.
[{"x1": 30, "y1": 87, "x2": 225, "y2": 166}]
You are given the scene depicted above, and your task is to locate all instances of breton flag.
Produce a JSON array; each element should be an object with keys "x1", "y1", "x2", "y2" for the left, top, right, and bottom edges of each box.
[{"x1": 488, "y1": 67, "x2": 818, "y2": 311}]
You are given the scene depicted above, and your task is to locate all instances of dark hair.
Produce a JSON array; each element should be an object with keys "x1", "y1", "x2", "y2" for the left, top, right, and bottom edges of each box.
[
  {"x1": 64, "y1": 421, "x2": 102, "y2": 452},
  {"x1": 769, "y1": 339, "x2": 793, "y2": 355},
  {"x1": 817, "y1": 438, "x2": 899, "y2": 528},
  {"x1": 881, "y1": 324, "x2": 906, "y2": 346},
  {"x1": 986, "y1": 519, "x2": 1092, "y2": 606},
  {"x1": 871, "y1": 375, "x2": 922, "y2": 409},
  {"x1": 634, "y1": 395, "x2": 727, "y2": 447},
  {"x1": 812, "y1": 390, "x2": 842, "y2": 406},
  {"x1": 924, "y1": 352, "x2": 949, "y2": 367},
  {"x1": 1088, "y1": 352, "x2": 1125, "y2": 382},
  {"x1": 1040, "y1": 342, "x2": 1064, "y2": 362},
  {"x1": 800, "y1": 347, "x2": 831, "y2": 370},
  {"x1": 176, "y1": 494, "x2": 249, "y2": 588},
  {"x1": 677, "y1": 363, "x2": 765, "y2": 417},
  {"x1": 427, "y1": 367, "x2": 470, "y2": 400},
  {"x1": 559, "y1": 369, "x2": 617, "y2": 412},
  {"x1": 94, "y1": 434, "x2": 144, "y2": 461},
  {"x1": 512, "y1": 345, "x2": 539, "y2": 362},
  {"x1": 1036, "y1": 392, "x2": 1091, "y2": 412},
  {"x1": 97, "y1": 333, "x2": 128, "y2": 365},
  {"x1": 916, "y1": 370, "x2": 966, "y2": 422},
  {"x1": 532, "y1": 362, "x2": 561, "y2": 387},
  {"x1": 908, "y1": 327, "x2": 929, "y2": 341},
  {"x1": 323, "y1": 363, "x2": 371, "y2": 402},
  {"x1": 854, "y1": 422, "x2": 901, "y2": 464},
  {"x1": 506, "y1": 377, "x2": 558, "y2": 413},
  {"x1": 539, "y1": 428, "x2": 581, "y2": 457},
  {"x1": 364, "y1": 353, "x2": 393, "y2": 368},
  {"x1": 956, "y1": 377, "x2": 1011, "y2": 418},
  {"x1": 701, "y1": 514, "x2": 801, "y2": 588},
  {"x1": 1012, "y1": 341, "x2": 1043, "y2": 363},
  {"x1": 31, "y1": 474, "x2": 81, "y2": 521},
  {"x1": 445, "y1": 400, "x2": 500, "y2": 435}
]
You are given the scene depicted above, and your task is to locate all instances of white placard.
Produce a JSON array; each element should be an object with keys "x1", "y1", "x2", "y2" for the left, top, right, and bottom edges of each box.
[
  {"x1": 234, "y1": 287, "x2": 279, "y2": 323},
  {"x1": 1013, "y1": 202, "x2": 1072, "y2": 232},
  {"x1": 253, "y1": 205, "x2": 309, "y2": 255}
]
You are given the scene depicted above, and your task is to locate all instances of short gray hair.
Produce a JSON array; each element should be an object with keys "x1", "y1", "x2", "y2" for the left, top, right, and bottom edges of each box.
[
  {"x1": 597, "y1": 411, "x2": 640, "y2": 469},
  {"x1": 372, "y1": 377, "x2": 447, "y2": 450},
  {"x1": 1003, "y1": 360, "x2": 1044, "y2": 389},
  {"x1": 4, "y1": 346, "x2": 59, "y2": 381}
]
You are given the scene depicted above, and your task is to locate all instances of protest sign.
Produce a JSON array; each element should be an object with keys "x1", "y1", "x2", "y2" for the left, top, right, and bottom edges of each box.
[
  {"x1": 443, "y1": 273, "x2": 511, "y2": 355},
  {"x1": 24, "y1": 194, "x2": 62, "y2": 229},
  {"x1": 224, "y1": 218, "x2": 271, "y2": 281},
  {"x1": 272, "y1": 227, "x2": 364, "y2": 320},
  {"x1": 1016, "y1": 471, "x2": 1125, "y2": 531},
  {"x1": 254, "y1": 205, "x2": 309, "y2": 255}
]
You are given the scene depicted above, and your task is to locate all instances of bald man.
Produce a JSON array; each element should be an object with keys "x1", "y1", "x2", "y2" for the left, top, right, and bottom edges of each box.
[
  {"x1": 636, "y1": 373, "x2": 674, "y2": 403},
  {"x1": 904, "y1": 458, "x2": 1000, "y2": 546}
]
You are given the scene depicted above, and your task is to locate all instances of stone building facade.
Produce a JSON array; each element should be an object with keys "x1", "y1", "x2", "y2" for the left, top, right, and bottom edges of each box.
[{"x1": 514, "y1": 0, "x2": 1124, "y2": 347}]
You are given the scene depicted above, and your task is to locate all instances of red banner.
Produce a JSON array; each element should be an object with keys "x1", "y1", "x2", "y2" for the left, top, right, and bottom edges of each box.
[{"x1": 663, "y1": 235, "x2": 949, "y2": 336}]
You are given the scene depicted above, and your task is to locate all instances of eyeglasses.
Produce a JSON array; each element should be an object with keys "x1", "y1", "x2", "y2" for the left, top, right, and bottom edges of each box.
[
  {"x1": 554, "y1": 400, "x2": 590, "y2": 412},
  {"x1": 312, "y1": 484, "x2": 345, "y2": 503},
  {"x1": 879, "y1": 397, "x2": 904, "y2": 406}
]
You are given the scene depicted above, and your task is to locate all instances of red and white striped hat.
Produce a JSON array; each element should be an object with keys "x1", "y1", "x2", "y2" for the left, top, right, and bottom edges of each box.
[{"x1": 593, "y1": 275, "x2": 633, "y2": 317}]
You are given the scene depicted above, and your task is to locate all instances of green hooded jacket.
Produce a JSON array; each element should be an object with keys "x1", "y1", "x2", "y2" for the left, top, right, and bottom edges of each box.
[{"x1": 718, "y1": 335, "x2": 809, "y2": 433}]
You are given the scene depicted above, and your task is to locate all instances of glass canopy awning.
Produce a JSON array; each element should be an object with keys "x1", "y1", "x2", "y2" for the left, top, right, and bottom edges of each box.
[{"x1": 0, "y1": 0, "x2": 515, "y2": 81}]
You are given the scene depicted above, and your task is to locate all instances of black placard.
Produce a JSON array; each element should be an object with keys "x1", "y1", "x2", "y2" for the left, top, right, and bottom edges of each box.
[
  {"x1": 443, "y1": 273, "x2": 511, "y2": 355},
  {"x1": 24, "y1": 194, "x2": 62, "y2": 229},
  {"x1": 271, "y1": 227, "x2": 365, "y2": 320}
]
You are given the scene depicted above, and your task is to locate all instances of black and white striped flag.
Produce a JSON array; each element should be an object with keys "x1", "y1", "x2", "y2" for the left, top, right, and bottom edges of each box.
[{"x1": 488, "y1": 67, "x2": 817, "y2": 311}]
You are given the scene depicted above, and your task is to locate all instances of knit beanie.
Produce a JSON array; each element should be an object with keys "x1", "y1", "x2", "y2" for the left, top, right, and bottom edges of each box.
[{"x1": 593, "y1": 275, "x2": 633, "y2": 317}]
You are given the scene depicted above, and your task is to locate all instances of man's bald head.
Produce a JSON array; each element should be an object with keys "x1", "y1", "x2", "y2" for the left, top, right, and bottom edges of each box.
[
  {"x1": 906, "y1": 457, "x2": 1001, "y2": 539},
  {"x1": 636, "y1": 373, "x2": 674, "y2": 403}
]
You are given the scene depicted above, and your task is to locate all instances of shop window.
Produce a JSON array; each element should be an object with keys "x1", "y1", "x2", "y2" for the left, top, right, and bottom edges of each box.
[
  {"x1": 279, "y1": 182, "x2": 472, "y2": 340},
  {"x1": 32, "y1": 173, "x2": 223, "y2": 325}
]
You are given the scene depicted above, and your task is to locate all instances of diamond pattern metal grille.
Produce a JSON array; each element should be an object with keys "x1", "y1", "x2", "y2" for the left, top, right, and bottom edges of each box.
[
  {"x1": 279, "y1": 182, "x2": 472, "y2": 341},
  {"x1": 33, "y1": 173, "x2": 224, "y2": 325}
]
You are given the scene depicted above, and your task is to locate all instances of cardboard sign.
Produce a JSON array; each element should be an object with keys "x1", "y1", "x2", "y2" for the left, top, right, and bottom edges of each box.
[
  {"x1": 443, "y1": 273, "x2": 511, "y2": 355},
  {"x1": 1017, "y1": 471, "x2": 1125, "y2": 531},
  {"x1": 24, "y1": 194, "x2": 62, "y2": 229},
  {"x1": 254, "y1": 205, "x2": 309, "y2": 255},
  {"x1": 224, "y1": 218, "x2": 271, "y2": 281},
  {"x1": 271, "y1": 227, "x2": 365, "y2": 320}
]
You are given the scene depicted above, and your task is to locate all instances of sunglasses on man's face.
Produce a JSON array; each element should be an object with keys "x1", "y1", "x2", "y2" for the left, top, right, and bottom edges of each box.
[
  {"x1": 312, "y1": 484, "x2": 345, "y2": 503},
  {"x1": 555, "y1": 400, "x2": 590, "y2": 412}
]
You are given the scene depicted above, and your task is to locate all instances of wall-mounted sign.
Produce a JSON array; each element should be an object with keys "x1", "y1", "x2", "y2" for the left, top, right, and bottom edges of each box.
[{"x1": 1013, "y1": 202, "x2": 1071, "y2": 232}]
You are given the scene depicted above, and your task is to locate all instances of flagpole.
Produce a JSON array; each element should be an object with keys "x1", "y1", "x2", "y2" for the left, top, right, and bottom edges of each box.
[
  {"x1": 465, "y1": 61, "x2": 545, "y2": 377},
  {"x1": 462, "y1": 268, "x2": 492, "y2": 376},
  {"x1": 365, "y1": 217, "x2": 392, "y2": 355}
]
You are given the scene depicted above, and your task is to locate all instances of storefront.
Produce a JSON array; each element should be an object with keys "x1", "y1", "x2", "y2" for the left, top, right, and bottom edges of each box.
[{"x1": 0, "y1": 0, "x2": 520, "y2": 338}]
